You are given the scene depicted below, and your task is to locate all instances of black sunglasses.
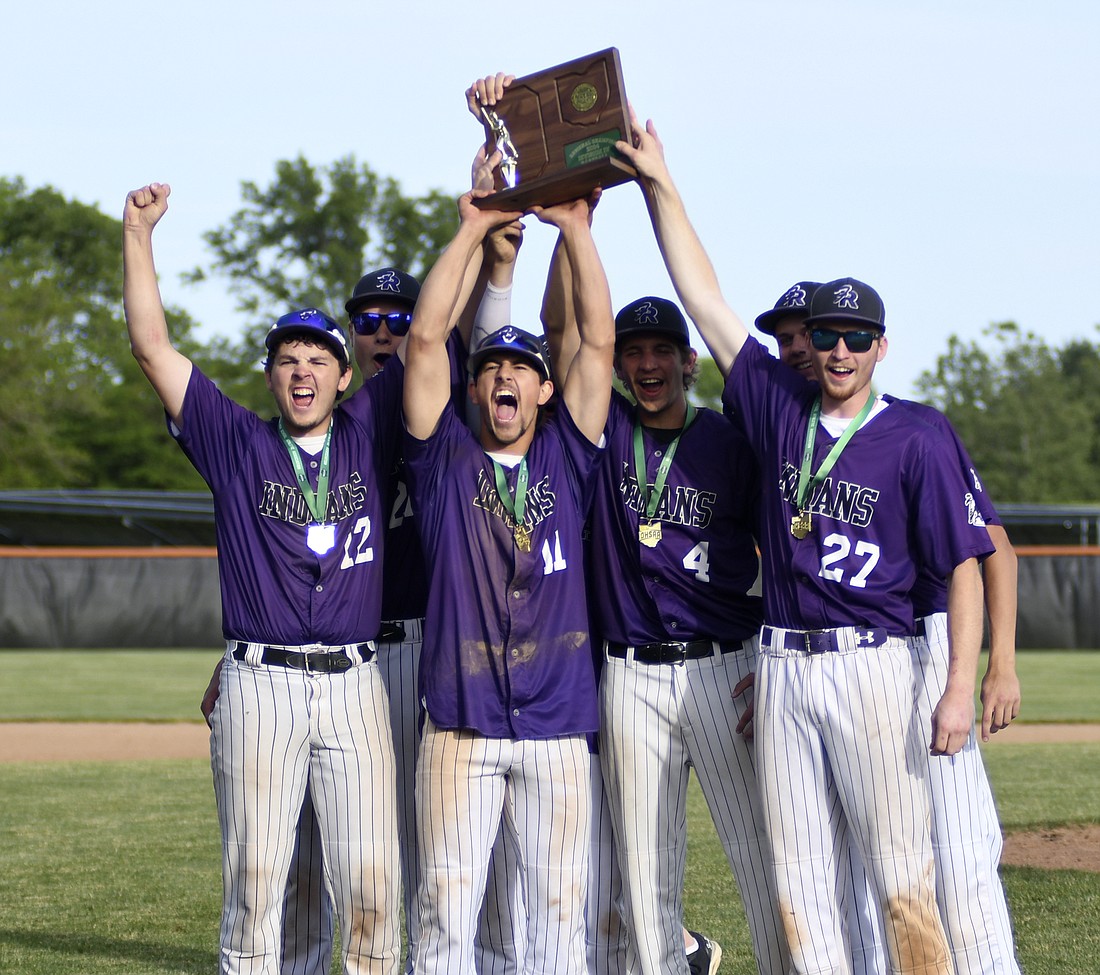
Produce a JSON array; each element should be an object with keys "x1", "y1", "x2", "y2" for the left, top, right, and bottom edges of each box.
[
  {"x1": 350, "y1": 311, "x2": 413, "y2": 336},
  {"x1": 809, "y1": 327, "x2": 880, "y2": 354}
]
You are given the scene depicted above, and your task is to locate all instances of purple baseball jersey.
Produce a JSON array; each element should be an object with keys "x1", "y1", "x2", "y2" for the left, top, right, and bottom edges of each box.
[
  {"x1": 884, "y1": 396, "x2": 1002, "y2": 618},
  {"x1": 586, "y1": 391, "x2": 762, "y2": 645},
  {"x1": 379, "y1": 332, "x2": 469, "y2": 621},
  {"x1": 171, "y1": 364, "x2": 402, "y2": 645},
  {"x1": 723, "y1": 339, "x2": 994, "y2": 633},
  {"x1": 404, "y1": 401, "x2": 602, "y2": 739}
]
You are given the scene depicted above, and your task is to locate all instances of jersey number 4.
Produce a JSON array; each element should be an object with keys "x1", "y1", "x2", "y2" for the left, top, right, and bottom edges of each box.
[
  {"x1": 682, "y1": 541, "x2": 711, "y2": 582},
  {"x1": 818, "y1": 532, "x2": 880, "y2": 589}
]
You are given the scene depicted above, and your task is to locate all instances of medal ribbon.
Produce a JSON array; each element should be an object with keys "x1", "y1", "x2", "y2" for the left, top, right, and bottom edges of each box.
[
  {"x1": 278, "y1": 419, "x2": 333, "y2": 524},
  {"x1": 795, "y1": 394, "x2": 876, "y2": 511},
  {"x1": 492, "y1": 456, "x2": 529, "y2": 533},
  {"x1": 633, "y1": 406, "x2": 697, "y2": 521}
]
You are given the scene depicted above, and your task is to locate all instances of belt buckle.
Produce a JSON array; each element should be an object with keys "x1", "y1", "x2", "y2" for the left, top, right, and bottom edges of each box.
[
  {"x1": 803, "y1": 630, "x2": 833, "y2": 655},
  {"x1": 661, "y1": 642, "x2": 689, "y2": 665},
  {"x1": 300, "y1": 644, "x2": 325, "y2": 673}
]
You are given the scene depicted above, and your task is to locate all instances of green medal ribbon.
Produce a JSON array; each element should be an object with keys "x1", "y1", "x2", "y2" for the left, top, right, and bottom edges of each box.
[
  {"x1": 633, "y1": 405, "x2": 697, "y2": 521},
  {"x1": 492, "y1": 456, "x2": 529, "y2": 538},
  {"x1": 795, "y1": 393, "x2": 876, "y2": 512},
  {"x1": 277, "y1": 419, "x2": 333, "y2": 525}
]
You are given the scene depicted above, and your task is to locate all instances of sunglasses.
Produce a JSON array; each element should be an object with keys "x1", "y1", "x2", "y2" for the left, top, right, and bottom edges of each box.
[
  {"x1": 809, "y1": 327, "x2": 880, "y2": 354},
  {"x1": 350, "y1": 311, "x2": 413, "y2": 336}
]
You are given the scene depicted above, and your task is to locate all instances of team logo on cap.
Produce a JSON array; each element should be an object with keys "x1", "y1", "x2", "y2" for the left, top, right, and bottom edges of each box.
[
  {"x1": 298, "y1": 308, "x2": 320, "y2": 320},
  {"x1": 778, "y1": 284, "x2": 809, "y2": 309},
  {"x1": 375, "y1": 270, "x2": 401, "y2": 293},
  {"x1": 633, "y1": 301, "x2": 660, "y2": 325},
  {"x1": 832, "y1": 284, "x2": 860, "y2": 310},
  {"x1": 499, "y1": 326, "x2": 520, "y2": 344}
]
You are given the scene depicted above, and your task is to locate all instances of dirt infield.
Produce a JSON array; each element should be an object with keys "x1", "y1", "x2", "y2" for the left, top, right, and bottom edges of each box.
[{"x1": 2, "y1": 720, "x2": 1097, "y2": 872}]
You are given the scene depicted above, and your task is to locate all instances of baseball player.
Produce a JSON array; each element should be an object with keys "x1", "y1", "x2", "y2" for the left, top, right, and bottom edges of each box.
[
  {"x1": 548, "y1": 279, "x2": 787, "y2": 975},
  {"x1": 402, "y1": 182, "x2": 614, "y2": 974},
  {"x1": 757, "y1": 285, "x2": 1023, "y2": 974},
  {"x1": 124, "y1": 183, "x2": 401, "y2": 975},
  {"x1": 474, "y1": 200, "x2": 728, "y2": 975},
  {"x1": 618, "y1": 116, "x2": 996, "y2": 975},
  {"x1": 541, "y1": 220, "x2": 785, "y2": 974},
  {"x1": 277, "y1": 266, "x2": 436, "y2": 975}
]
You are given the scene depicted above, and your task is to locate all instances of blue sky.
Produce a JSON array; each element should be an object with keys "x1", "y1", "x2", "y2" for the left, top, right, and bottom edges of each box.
[{"x1": 5, "y1": 0, "x2": 1096, "y2": 398}]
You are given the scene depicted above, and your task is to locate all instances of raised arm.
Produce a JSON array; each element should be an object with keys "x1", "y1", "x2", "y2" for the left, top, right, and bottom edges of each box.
[
  {"x1": 122, "y1": 183, "x2": 193, "y2": 423},
  {"x1": 979, "y1": 525, "x2": 1021, "y2": 739},
  {"x1": 461, "y1": 216, "x2": 523, "y2": 353},
  {"x1": 615, "y1": 112, "x2": 749, "y2": 377},
  {"x1": 404, "y1": 191, "x2": 522, "y2": 441},
  {"x1": 529, "y1": 197, "x2": 614, "y2": 444},
  {"x1": 539, "y1": 188, "x2": 602, "y2": 387},
  {"x1": 931, "y1": 557, "x2": 984, "y2": 757}
]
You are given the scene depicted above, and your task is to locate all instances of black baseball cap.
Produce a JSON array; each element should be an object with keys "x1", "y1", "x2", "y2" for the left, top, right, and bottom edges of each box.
[
  {"x1": 345, "y1": 267, "x2": 421, "y2": 314},
  {"x1": 468, "y1": 326, "x2": 550, "y2": 381},
  {"x1": 614, "y1": 296, "x2": 690, "y2": 346},
  {"x1": 804, "y1": 277, "x2": 886, "y2": 332},
  {"x1": 265, "y1": 308, "x2": 350, "y2": 366},
  {"x1": 754, "y1": 281, "x2": 822, "y2": 334}
]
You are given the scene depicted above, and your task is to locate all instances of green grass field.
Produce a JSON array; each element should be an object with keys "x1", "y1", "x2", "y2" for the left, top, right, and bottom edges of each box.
[{"x1": 0, "y1": 649, "x2": 1097, "y2": 973}]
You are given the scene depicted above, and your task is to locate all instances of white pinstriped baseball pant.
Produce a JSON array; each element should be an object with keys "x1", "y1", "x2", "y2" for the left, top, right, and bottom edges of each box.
[
  {"x1": 413, "y1": 718, "x2": 591, "y2": 975},
  {"x1": 210, "y1": 646, "x2": 400, "y2": 975},
  {"x1": 281, "y1": 622, "x2": 424, "y2": 975},
  {"x1": 599, "y1": 639, "x2": 790, "y2": 975},
  {"x1": 841, "y1": 614, "x2": 1021, "y2": 975},
  {"x1": 755, "y1": 632, "x2": 951, "y2": 975},
  {"x1": 472, "y1": 754, "x2": 635, "y2": 975}
]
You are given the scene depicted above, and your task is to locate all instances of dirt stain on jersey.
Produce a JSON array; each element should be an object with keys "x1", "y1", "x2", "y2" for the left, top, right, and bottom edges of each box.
[{"x1": 459, "y1": 631, "x2": 588, "y2": 676}]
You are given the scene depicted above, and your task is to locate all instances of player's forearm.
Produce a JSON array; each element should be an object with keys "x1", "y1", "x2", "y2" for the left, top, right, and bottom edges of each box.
[
  {"x1": 982, "y1": 525, "x2": 1019, "y2": 668},
  {"x1": 640, "y1": 171, "x2": 746, "y2": 376},
  {"x1": 557, "y1": 221, "x2": 613, "y2": 441},
  {"x1": 122, "y1": 227, "x2": 191, "y2": 418},
  {"x1": 415, "y1": 220, "x2": 488, "y2": 348},
  {"x1": 541, "y1": 233, "x2": 581, "y2": 384},
  {"x1": 558, "y1": 221, "x2": 612, "y2": 356},
  {"x1": 122, "y1": 228, "x2": 172, "y2": 366},
  {"x1": 944, "y1": 558, "x2": 984, "y2": 699}
]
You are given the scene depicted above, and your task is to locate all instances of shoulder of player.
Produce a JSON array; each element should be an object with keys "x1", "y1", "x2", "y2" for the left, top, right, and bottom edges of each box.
[
  {"x1": 180, "y1": 365, "x2": 267, "y2": 433},
  {"x1": 881, "y1": 394, "x2": 958, "y2": 437}
]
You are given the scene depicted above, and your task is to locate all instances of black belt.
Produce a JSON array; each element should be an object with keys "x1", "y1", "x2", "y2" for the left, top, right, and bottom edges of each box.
[
  {"x1": 606, "y1": 639, "x2": 740, "y2": 665},
  {"x1": 230, "y1": 642, "x2": 372, "y2": 672},
  {"x1": 913, "y1": 617, "x2": 928, "y2": 637},
  {"x1": 376, "y1": 621, "x2": 407, "y2": 643}
]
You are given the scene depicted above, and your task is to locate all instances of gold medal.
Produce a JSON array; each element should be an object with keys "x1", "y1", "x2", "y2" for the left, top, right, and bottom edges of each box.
[
  {"x1": 790, "y1": 510, "x2": 812, "y2": 539},
  {"x1": 514, "y1": 525, "x2": 532, "y2": 553},
  {"x1": 638, "y1": 520, "x2": 662, "y2": 548}
]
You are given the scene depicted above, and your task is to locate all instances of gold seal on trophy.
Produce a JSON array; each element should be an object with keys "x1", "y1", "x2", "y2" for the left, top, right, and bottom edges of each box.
[{"x1": 571, "y1": 82, "x2": 598, "y2": 112}]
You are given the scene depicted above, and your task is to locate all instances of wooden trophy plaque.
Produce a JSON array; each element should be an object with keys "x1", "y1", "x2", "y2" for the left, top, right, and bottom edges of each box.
[{"x1": 473, "y1": 48, "x2": 636, "y2": 211}]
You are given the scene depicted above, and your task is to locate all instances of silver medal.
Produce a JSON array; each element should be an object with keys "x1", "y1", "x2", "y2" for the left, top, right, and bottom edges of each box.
[{"x1": 307, "y1": 523, "x2": 336, "y2": 555}]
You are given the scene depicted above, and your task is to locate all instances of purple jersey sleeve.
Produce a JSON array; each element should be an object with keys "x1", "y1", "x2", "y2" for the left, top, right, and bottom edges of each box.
[
  {"x1": 586, "y1": 392, "x2": 762, "y2": 645},
  {"x1": 723, "y1": 339, "x2": 994, "y2": 633},
  {"x1": 405, "y1": 399, "x2": 602, "y2": 739},
  {"x1": 885, "y1": 396, "x2": 1001, "y2": 616},
  {"x1": 170, "y1": 366, "x2": 395, "y2": 645}
]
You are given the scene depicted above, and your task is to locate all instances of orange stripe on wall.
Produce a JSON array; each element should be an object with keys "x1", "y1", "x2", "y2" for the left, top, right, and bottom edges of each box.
[{"x1": 0, "y1": 547, "x2": 218, "y2": 559}]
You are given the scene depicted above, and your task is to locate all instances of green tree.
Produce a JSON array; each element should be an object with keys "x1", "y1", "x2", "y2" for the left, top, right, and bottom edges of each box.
[
  {"x1": 690, "y1": 356, "x2": 725, "y2": 412},
  {"x1": 187, "y1": 155, "x2": 458, "y2": 332},
  {"x1": 915, "y1": 322, "x2": 1100, "y2": 503},
  {"x1": 0, "y1": 177, "x2": 219, "y2": 490},
  {"x1": 184, "y1": 154, "x2": 459, "y2": 411}
]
